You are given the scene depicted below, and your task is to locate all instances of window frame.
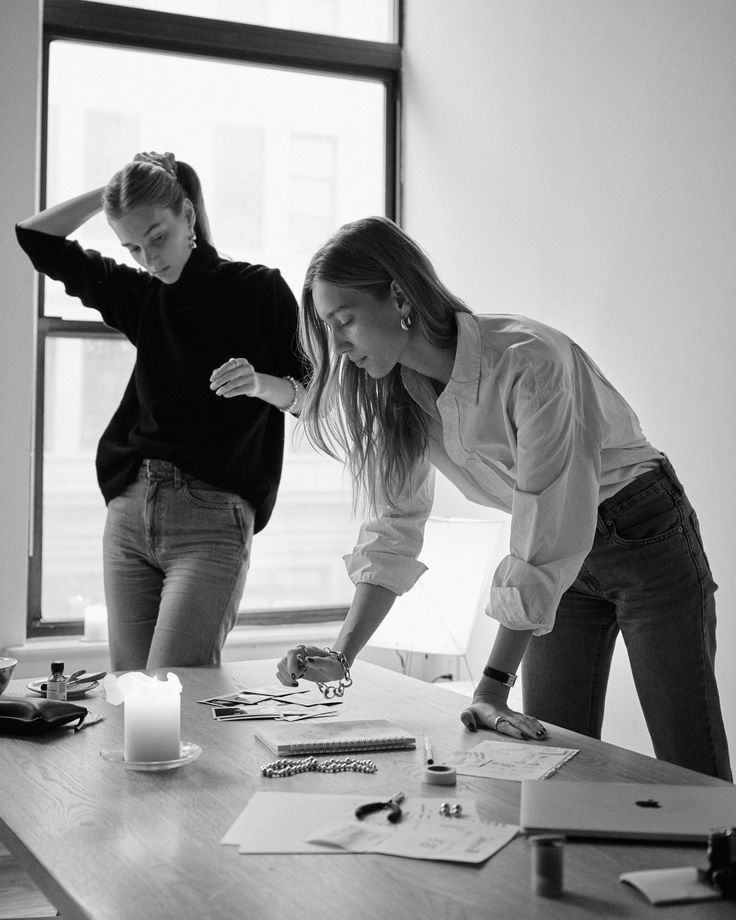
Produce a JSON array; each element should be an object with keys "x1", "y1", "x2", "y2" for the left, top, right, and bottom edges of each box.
[{"x1": 29, "y1": 0, "x2": 402, "y2": 637}]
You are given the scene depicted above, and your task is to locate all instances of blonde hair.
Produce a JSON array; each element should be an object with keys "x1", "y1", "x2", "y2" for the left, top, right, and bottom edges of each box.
[
  {"x1": 299, "y1": 216, "x2": 471, "y2": 512},
  {"x1": 102, "y1": 152, "x2": 213, "y2": 247}
]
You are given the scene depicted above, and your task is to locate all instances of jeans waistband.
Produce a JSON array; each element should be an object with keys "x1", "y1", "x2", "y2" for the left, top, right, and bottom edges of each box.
[
  {"x1": 598, "y1": 455, "x2": 682, "y2": 518},
  {"x1": 140, "y1": 458, "x2": 191, "y2": 485}
]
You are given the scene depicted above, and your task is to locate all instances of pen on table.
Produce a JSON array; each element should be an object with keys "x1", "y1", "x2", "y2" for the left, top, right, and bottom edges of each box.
[{"x1": 424, "y1": 735, "x2": 434, "y2": 765}]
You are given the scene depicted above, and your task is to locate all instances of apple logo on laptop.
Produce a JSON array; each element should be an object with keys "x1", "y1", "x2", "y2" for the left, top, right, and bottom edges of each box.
[{"x1": 635, "y1": 798, "x2": 661, "y2": 808}]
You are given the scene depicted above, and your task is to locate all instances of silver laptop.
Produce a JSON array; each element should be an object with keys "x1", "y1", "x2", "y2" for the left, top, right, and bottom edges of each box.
[{"x1": 520, "y1": 780, "x2": 736, "y2": 842}]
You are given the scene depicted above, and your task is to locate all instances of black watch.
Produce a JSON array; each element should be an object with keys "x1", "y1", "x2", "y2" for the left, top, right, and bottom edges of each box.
[{"x1": 482, "y1": 666, "x2": 517, "y2": 688}]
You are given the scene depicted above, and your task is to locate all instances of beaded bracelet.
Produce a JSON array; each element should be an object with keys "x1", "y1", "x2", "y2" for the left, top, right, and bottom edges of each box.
[
  {"x1": 317, "y1": 648, "x2": 353, "y2": 699},
  {"x1": 282, "y1": 375, "x2": 301, "y2": 413},
  {"x1": 261, "y1": 756, "x2": 377, "y2": 778}
]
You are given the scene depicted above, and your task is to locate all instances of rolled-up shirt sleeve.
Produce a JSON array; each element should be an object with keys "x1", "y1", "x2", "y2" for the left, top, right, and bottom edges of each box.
[
  {"x1": 489, "y1": 377, "x2": 603, "y2": 635},
  {"x1": 343, "y1": 461, "x2": 436, "y2": 595}
]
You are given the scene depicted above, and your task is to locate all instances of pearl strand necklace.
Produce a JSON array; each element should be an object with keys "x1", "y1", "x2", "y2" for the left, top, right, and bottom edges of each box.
[{"x1": 261, "y1": 755, "x2": 377, "y2": 778}]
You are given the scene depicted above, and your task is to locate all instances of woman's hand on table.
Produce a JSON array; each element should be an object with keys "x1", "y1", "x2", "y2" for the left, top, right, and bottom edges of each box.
[
  {"x1": 461, "y1": 690, "x2": 547, "y2": 741},
  {"x1": 210, "y1": 357, "x2": 263, "y2": 399},
  {"x1": 276, "y1": 645, "x2": 345, "y2": 687}
]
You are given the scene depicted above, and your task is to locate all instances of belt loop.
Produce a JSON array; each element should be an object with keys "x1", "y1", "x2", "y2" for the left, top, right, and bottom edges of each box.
[
  {"x1": 174, "y1": 465, "x2": 182, "y2": 488},
  {"x1": 660, "y1": 454, "x2": 683, "y2": 493},
  {"x1": 596, "y1": 512, "x2": 608, "y2": 536}
]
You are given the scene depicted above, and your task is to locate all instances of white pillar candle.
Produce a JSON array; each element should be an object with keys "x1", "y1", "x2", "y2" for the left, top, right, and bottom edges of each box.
[
  {"x1": 83, "y1": 604, "x2": 109, "y2": 642},
  {"x1": 124, "y1": 688, "x2": 181, "y2": 762},
  {"x1": 103, "y1": 672, "x2": 183, "y2": 763}
]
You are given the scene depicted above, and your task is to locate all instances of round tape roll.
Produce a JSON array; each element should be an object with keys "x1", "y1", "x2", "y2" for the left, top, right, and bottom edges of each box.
[{"x1": 421, "y1": 764, "x2": 457, "y2": 786}]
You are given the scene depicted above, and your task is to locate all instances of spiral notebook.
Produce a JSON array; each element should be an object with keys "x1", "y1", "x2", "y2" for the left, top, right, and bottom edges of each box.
[{"x1": 255, "y1": 718, "x2": 416, "y2": 756}]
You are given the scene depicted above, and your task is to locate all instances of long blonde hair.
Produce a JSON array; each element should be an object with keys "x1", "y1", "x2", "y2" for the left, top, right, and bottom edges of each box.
[{"x1": 300, "y1": 216, "x2": 471, "y2": 512}]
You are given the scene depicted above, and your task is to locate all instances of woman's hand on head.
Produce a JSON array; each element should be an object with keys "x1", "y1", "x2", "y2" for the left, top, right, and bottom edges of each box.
[
  {"x1": 210, "y1": 357, "x2": 263, "y2": 399},
  {"x1": 276, "y1": 645, "x2": 345, "y2": 688},
  {"x1": 460, "y1": 690, "x2": 548, "y2": 741}
]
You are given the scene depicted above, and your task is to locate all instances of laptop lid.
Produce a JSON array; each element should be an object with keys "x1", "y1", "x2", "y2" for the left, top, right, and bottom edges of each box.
[{"x1": 520, "y1": 780, "x2": 736, "y2": 843}]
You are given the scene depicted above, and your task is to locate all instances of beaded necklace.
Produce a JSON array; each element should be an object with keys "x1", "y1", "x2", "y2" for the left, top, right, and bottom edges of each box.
[{"x1": 260, "y1": 755, "x2": 377, "y2": 778}]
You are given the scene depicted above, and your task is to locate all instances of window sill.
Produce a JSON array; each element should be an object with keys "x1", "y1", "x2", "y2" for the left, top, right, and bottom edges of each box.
[{"x1": 2, "y1": 621, "x2": 344, "y2": 680}]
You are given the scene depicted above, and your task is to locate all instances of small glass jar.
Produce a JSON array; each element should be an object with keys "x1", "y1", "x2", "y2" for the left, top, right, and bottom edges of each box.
[{"x1": 46, "y1": 661, "x2": 68, "y2": 701}]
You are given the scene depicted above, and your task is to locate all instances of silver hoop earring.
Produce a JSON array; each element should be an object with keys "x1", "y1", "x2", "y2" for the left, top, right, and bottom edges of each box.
[
  {"x1": 400, "y1": 314, "x2": 412, "y2": 332},
  {"x1": 188, "y1": 228, "x2": 197, "y2": 250}
]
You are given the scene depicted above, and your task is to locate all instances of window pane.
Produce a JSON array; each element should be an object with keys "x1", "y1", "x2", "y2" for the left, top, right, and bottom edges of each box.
[
  {"x1": 45, "y1": 41, "x2": 386, "y2": 319},
  {"x1": 76, "y1": 0, "x2": 396, "y2": 42},
  {"x1": 40, "y1": 38, "x2": 382, "y2": 621},
  {"x1": 42, "y1": 336, "x2": 136, "y2": 622}
]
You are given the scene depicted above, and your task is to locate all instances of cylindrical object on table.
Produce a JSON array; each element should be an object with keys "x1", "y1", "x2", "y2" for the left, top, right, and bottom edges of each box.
[
  {"x1": 530, "y1": 835, "x2": 564, "y2": 898},
  {"x1": 421, "y1": 764, "x2": 457, "y2": 785},
  {"x1": 83, "y1": 604, "x2": 109, "y2": 642},
  {"x1": 123, "y1": 682, "x2": 181, "y2": 762}
]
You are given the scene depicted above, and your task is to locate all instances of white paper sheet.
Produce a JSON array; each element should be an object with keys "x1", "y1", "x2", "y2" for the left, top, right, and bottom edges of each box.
[
  {"x1": 220, "y1": 792, "x2": 376, "y2": 853},
  {"x1": 221, "y1": 792, "x2": 518, "y2": 864},
  {"x1": 620, "y1": 867, "x2": 723, "y2": 905},
  {"x1": 449, "y1": 740, "x2": 578, "y2": 781}
]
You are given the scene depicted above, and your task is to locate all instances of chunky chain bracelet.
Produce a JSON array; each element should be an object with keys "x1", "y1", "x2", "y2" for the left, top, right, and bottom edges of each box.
[
  {"x1": 316, "y1": 648, "x2": 353, "y2": 699},
  {"x1": 261, "y1": 756, "x2": 377, "y2": 778}
]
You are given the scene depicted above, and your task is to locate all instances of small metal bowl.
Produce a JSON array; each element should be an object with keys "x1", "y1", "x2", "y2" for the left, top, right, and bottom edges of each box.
[{"x1": 0, "y1": 657, "x2": 18, "y2": 695}]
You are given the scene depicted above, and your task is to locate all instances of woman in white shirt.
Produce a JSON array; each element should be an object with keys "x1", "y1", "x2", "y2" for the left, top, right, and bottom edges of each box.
[{"x1": 276, "y1": 216, "x2": 731, "y2": 780}]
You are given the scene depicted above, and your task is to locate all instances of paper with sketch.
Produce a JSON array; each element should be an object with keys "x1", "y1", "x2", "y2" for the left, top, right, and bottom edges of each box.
[
  {"x1": 309, "y1": 796, "x2": 518, "y2": 864},
  {"x1": 221, "y1": 792, "x2": 518, "y2": 864},
  {"x1": 450, "y1": 740, "x2": 578, "y2": 781}
]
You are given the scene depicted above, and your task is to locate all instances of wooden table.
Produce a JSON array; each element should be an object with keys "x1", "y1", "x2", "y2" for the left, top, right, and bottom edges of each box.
[{"x1": 0, "y1": 660, "x2": 732, "y2": 920}]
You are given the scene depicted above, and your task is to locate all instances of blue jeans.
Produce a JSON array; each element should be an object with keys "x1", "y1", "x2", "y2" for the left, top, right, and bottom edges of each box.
[
  {"x1": 523, "y1": 457, "x2": 732, "y2": 780},
  {"x1": 103, "y1": 460, "x2": 254, "y2": 671}
]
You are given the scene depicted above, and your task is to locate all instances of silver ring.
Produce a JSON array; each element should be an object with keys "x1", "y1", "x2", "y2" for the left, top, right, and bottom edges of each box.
[{"x1": 493, "y1": 715, "x2": 508, "y2": 732}]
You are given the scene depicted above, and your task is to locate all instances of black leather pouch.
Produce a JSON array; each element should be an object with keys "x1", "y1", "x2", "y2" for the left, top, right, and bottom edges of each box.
[{"x1": 0, "y1": 697, "x2": 89, "y2": 734}]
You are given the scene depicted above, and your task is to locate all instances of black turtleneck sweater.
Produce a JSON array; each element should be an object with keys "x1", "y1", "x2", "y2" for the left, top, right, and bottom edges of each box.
[{"x1": 16, "y1": 224, "x2": 309, "y2": 533}]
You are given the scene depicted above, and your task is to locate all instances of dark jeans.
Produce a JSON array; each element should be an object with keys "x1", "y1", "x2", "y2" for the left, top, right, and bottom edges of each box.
[
  {"x1": 103, "y1": 460, "x2": 254, "y2": 671},
  {"x1": 523, "y1": 457, "x2": 732, "y2": 780}
]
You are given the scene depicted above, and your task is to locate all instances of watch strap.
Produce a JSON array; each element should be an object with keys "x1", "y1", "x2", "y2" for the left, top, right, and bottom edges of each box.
[{"x1": 482, "y1": 666, "x2": 517, "y2": 687}]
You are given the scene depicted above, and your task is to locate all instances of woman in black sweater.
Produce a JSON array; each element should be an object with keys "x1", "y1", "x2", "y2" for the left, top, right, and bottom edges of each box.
[{"x1": 17, "y1": 151, "x2": 308, "y2": 670}]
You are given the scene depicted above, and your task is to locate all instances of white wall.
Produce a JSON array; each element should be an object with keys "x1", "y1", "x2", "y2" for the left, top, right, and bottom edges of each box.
[
  {"x1": 403, "y1": 0, "x2": 736, "y2": 756},
  {"x1": 0, "y1": 0, "x2": 41, "y2": 650}
]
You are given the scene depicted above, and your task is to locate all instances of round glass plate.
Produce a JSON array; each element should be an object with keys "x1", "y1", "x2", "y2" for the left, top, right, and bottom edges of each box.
[
  {"x1": 27, "y1": 678, "x2": 99, "y2": 699},
  {"x1": 99, "y1": 741, "x2": 202, "y2": 772}
]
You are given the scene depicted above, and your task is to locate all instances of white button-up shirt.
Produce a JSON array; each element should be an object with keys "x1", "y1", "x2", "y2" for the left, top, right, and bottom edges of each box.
[{"x1": 344, "y1": 312, "x2": 662, "y2": 635}]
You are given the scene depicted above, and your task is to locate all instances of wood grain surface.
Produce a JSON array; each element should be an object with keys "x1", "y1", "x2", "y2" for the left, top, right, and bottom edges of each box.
[{"x1": 0, "y1": 660, "x2": 732, "y2": 920}]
